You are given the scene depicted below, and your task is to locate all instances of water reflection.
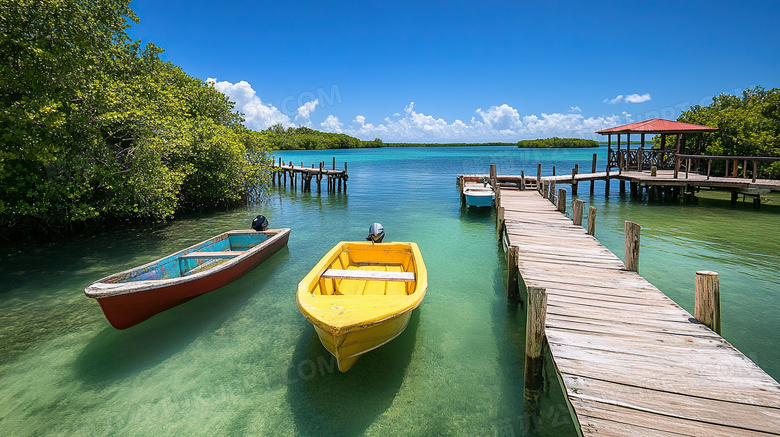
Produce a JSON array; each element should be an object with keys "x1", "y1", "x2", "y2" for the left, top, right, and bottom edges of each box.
[{"x1": 286, "y1": 310, "x2": 420, "y2": 435}]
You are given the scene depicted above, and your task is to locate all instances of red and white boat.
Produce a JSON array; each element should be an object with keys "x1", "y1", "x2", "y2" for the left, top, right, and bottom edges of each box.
[{"x1": 84, "y1": 228, "x2": 290, "y2": 329}]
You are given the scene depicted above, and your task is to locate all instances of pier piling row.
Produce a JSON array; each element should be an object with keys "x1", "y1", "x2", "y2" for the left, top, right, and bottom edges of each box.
[{"x1": 271, "y1": 158, "x2": 348, "y2": 193}]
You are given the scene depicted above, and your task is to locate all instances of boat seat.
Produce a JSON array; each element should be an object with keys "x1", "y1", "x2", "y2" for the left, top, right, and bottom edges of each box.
[
  {"x1": 180, "y1": 251, "x2": 240, "y2": 260},
  {"x1": 321, "y1": 269, "x2": 415, "y2": 282}
]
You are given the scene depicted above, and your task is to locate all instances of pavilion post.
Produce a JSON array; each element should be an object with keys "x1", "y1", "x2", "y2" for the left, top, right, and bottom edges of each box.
[
  {"x1": 627, "y1": 133, "x2": 631, "y2": 170},
  {"x1": 617, "y1": 134, "x2": 622, "y2": 174},
  {"x1": 660, "y1": 133, "x2": 667, "y2": 169},
  {"x1": 696, "y1": 133, "x2": 703, "y2": 172}
]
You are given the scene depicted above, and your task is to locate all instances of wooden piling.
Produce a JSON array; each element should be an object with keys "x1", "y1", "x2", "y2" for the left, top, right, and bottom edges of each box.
[
  {"x1": 536, "y1": 163, "x2": 541, "y2": 186},
  {"x1": 520, "y1": 170, "x2": 526, "y2": 190},
  {"x1": 651, "y1": 165, "x2": 657, "y2": 176},
  {"x1": 695, "y1": 271, "x2": 721, "y2": 334},
  {"x1": 573, "y1": 199, "x2": 583, "y2": 226},
  {"x1": 489, "y1": 163, "x2": 497, "y2": 188},
  {"x1": 317, "y1": 162, "x2": 323, "y2": 193},
  {"x1": 587, "y1": 206, "x2": 596, "y2": 236},
  {"x1": 557, "y1": 188, "x2": 566, "y2": 213},
  {"x1": 507, "y1": 245, "x2": 520, "y2": 304},
  {"x1": 572, "y1": 164, "x2": 578, "y2": 196},
  {"x1": 624, "y1": 221, "x2": 640, "y2": 272},
  {"x1": 590, "y1": 154, "x2": 597, "y2": 194},
  {"x1": 752, "y1": 160, "x2": 758, "y2": 182},
  {"x1": 637, "y1": 148, "x2": 644, "y2": 172},
  {"x1": 541, "y1": 180, "x2": 549, "y2": 199},
  {"x1": 549, "y1": 181, "x2": 556, "y2": 204},
  {"x1": 524, "y1": 286, "x2": 547, "y2": 412},
  {"x1": 497, "y1": 206, "x2": 505, "y2": 240}
]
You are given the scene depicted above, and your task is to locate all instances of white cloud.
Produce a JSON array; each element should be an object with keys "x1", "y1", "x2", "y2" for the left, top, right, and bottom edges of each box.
[
  {"x1": 320, "y1": 115, "x2": 342, "y2": 132},
  {"x1": 319, "y1": 102, "x2": 632, "y2": 142},
  {"x1": 295, "y1": 99, "x2": 319, "y2": 125},
  {"x1": 208, "y1": 78, "x2": 634, "y2": 142},
  {"x1": 604, "y1": 93, "x2": 651, "y2": 104},
  {"x1": 207, "y1": 78, "x2": 292, "y2": 130},
  {"x1": 625, "y1": 93, "x2": 651, "y2": 103}
]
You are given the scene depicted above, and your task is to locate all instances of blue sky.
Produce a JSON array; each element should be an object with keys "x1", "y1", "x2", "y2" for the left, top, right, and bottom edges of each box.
[{"x1": 127, "y1": 0, "x2": 779, "y2": 142}]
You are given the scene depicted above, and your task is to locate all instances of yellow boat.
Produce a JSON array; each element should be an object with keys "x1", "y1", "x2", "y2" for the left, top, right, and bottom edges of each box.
[{"x1": 297, "y1": 241, "x2": 427, "y2": 372}]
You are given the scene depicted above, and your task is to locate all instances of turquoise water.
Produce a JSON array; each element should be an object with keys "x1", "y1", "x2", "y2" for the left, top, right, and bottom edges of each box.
[{"x1": 0, "y1": 146, "x2": 777, "y2": 436}]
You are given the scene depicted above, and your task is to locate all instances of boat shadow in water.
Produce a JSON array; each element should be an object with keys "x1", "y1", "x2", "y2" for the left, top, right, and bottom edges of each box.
[
  {"x1": 286, "y1": 309, "x2": 420, "y2": 436},
  {"x1": 74, "y1": 248, "x2": 290, "y2": 385}
]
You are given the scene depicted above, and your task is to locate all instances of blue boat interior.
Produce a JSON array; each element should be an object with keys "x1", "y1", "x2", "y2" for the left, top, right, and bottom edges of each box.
[{"x1": 116, "y1": 233, "x2": 269, "y2": 282}]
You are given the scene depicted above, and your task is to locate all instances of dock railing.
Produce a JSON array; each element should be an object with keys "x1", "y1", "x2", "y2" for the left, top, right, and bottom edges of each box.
[
  {"x1": 673, "y1": 154, "x2": 780, "y2": 181},
  {"x1": 608, "y1": 147, "x2": 676, "y2": 173}
]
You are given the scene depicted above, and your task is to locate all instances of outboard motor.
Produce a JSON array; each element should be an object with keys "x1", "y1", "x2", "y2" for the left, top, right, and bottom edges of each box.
[
  {"x1": 251, "y1": 215, "x2": 269, "y2": 232},
  {"x1": 366, "y1": 222, "x2": 385, "y2": 243}
]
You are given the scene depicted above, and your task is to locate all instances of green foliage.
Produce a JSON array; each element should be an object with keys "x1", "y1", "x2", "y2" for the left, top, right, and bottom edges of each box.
[
  {"x1": 517, "y1": 137, "x2": 599, "y2": 148},
  {"x1": 663, "y1": 86, "x2": 780, "y2": 178},
  {"x1": 258, "y1": 125, "x2": 369, "y2": 150},
  {"x1": 0, "y1": 1, "x2": 271, "y2": 238}
]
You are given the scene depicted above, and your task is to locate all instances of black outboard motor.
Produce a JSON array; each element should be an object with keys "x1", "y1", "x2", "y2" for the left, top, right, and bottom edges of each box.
[
  {"x1": 366, "y1": 222, "x2": 385, "y2": 243},
  {"x1": 251, "y1": 215, "x2": 269, "y2": 232}
]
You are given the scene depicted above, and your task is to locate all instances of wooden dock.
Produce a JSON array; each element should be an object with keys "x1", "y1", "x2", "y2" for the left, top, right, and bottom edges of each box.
[
  {"x1": 497, "y1": 187, "x2": 780, "y2": 436},
  {"x1": 271, "y1": 157, "x2": 348, "y2": 193},
  {"x1": 543, "y1": 170, "x2": 780, "y2": 193}
]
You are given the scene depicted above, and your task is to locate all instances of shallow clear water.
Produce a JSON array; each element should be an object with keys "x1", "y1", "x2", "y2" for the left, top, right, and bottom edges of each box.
[{"x1": 0, "y1": 146, "x2": 777, "y2": 436}]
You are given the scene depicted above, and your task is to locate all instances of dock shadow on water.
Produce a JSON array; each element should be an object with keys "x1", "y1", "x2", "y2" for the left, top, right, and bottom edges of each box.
[
  {"x1": 286, "y1": 310, "x2": 420, "y2": 436},
  {"x1": 75, "y1": 249, "x2": 290, "y2": 384}
]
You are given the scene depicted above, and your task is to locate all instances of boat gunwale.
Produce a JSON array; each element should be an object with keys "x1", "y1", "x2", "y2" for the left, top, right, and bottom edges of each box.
[{"x1": 84, "y1": 228, "x2": 291, "y2": 299}]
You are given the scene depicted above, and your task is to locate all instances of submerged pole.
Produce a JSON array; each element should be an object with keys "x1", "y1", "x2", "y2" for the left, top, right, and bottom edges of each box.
[{"x1": 524, "y1": 286, "x2": 547, "y2": 413}]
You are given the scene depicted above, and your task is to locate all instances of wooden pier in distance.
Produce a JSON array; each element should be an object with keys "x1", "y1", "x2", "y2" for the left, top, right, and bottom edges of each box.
[
  {"x1": 271, "y1": 157, "x2": 348, "y2": 193},
  {"x1": 494, "y1": 187, "x2": 780, "y2": 435}
]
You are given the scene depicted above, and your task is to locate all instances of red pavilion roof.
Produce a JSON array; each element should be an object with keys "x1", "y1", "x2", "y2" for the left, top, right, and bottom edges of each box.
[{"x1": 595, "y1": 118, "x2": 717, "y2": 135}]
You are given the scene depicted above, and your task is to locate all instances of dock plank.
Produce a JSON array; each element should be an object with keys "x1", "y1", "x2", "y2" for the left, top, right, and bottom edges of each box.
[{"x1": 499, "y1": 188, "x2": 780, "y2": 436}]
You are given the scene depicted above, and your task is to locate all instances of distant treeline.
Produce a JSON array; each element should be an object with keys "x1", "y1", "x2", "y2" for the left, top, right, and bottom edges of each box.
[
  {"x1": 385, "y1": 142, "x2": 517, "y2": 147},
  {"x1": 517, "y1": 137, "x2": 600, "y2": 148},
  {"x1": 261, "y1": 125, "x2": 382, "y2": 150}
]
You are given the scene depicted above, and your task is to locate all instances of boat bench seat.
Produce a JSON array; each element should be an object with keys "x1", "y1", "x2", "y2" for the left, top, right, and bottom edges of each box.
[
  {"x1": 321, "y1": 269, "x2": 415, "y2": 282},
  {"x1": 180, "y1": 251, "x2": 241, "y2": 260}
]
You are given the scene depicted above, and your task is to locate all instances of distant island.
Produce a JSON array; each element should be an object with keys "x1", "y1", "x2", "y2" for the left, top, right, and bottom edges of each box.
[
  {"x1": 517, "y1": 137, "x2": 600, "y2": 148},
  {"x1": 385, "y1": 142, "x2": 516, "y2": 147}
]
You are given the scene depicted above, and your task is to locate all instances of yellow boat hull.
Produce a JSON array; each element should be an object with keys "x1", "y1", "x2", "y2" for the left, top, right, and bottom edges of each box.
[{"x1": 297, "y1": 241, "x2": 427, "y2": 372}]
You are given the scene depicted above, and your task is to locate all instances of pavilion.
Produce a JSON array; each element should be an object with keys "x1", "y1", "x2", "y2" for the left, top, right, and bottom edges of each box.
[{"x1": 595, "y1": 118, "x2": 717, "y2": 173}]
